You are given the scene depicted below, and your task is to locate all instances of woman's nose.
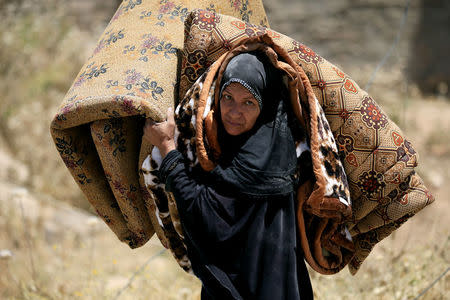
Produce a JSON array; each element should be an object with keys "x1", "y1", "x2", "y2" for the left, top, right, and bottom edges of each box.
[{"x1": 228, "y1": 104, "x2": 242, "y2": 117}]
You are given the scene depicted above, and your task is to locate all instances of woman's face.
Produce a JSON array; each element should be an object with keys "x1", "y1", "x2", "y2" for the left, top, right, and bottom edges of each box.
[{"x1": 220, "y1": 82, "x2": 261, "y2": 136}]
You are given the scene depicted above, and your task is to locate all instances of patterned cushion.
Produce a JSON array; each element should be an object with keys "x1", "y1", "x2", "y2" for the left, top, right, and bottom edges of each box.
[
  {"x1": 50, "y1": 0, "x2": 269, "y2": 248},
  {"x1": 172, "y1": 9, "x2": 434, "y2": 274}
]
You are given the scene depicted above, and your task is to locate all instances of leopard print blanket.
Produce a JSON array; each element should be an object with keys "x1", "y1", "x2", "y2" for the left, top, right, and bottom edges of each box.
[{"x1": 142, "y1": 35, "x2": 354, "y2": 275}]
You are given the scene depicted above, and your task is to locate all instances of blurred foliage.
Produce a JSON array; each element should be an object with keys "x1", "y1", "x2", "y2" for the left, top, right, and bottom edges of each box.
[
  {"x1": 425, "y1": 127, "x2": 450, "y2": 157},
  {"x1": 0, "y1": 0, "x2": 101, "y2": 210}
]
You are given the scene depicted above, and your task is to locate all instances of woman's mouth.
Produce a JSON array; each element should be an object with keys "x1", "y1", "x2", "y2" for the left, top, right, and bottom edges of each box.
[{"x1": 224, "y1": 119, "x2": 242, "y2": 127}]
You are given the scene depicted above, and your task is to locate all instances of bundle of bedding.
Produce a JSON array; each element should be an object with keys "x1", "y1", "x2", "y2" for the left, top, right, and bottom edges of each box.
[
  {"x1": 51, "y1": 2, "x2": 434, "y2": 275},
  {"x1": 142, "y1": 9, "x2": 435, "y2": 275}
]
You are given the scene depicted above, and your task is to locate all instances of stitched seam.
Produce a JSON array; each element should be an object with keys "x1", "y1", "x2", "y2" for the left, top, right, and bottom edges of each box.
[{"x1": 220, "y1": 78, "x2": 262, "y2": 107}]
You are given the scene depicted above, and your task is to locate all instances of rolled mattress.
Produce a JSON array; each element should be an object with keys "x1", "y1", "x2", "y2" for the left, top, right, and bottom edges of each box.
[{"x1": 50, "y1": 0, "x2": 269, "y2": 248}]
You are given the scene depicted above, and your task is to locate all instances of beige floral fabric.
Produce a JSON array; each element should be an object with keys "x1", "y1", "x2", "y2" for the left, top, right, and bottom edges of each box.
[{"x1": 50, "y1": 0, "x2": 268, "y2": 248}]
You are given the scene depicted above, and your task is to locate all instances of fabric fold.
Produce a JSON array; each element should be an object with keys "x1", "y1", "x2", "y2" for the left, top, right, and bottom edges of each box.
[{"x1": 50, "y1": 0, "x2": 269, "y2": 249}]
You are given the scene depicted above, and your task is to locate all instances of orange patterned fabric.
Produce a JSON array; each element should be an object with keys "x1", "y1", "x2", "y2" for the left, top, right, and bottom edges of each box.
[
  {"x1": 187, "y1": 35, "x2": 355, "y2": 274},
  {"x1": 176, "y1": 9, "x2": 435, "y2": 274}
]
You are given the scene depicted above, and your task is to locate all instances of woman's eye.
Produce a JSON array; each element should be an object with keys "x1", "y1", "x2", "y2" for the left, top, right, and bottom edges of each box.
[
  {"x1": 245, "y1": 100, "x2": 255, "y2": 106},
  {"x1": 223, "y1": 94, "x2": 232, "y2": 101}
]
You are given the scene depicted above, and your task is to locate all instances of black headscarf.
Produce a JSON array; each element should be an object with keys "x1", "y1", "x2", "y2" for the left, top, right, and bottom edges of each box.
[{"x1": 212, "y1": 52, "x2": 298, "y2": 199}]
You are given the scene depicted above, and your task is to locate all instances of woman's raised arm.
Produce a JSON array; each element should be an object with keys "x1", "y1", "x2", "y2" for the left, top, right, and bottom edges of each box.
[
  {"x1": 158, "y1": 149, "x2": 249, "y2": 244},
  {"x1": 144, "y1": 109, "x2": 247, "y2": 244}
]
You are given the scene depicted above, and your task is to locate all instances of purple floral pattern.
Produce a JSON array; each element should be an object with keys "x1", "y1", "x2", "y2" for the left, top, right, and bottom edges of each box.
[
  {"x1": 91, "y1": 29, "x2": 125, "y2": 58},
  {"x1": 156, "y1": 1, "x2": 189, "y2": 26},
  {"x1": 74, "y1": 62, "x2": 108, "y2": 89},
  {"x1": 54, "y1": 97, "x2": 84, "y2": 122},
  {"x1": 119, "y1": 98, "x2": 138, "y2": 115},
  {"x1": 230, "y1": 0, "x2": 253, "y2": 22},
  {"x1": 125, "y1": 69, "x2": 144, "y2": 86},
  {"x1": 103, "y1": 118, "x2": 127, "y2": 157},
  {"x1": 106, "y1": 69, "x2": 164, "y2": 101},
  {"x1": 55, "y1": 136, "x2": 92, "y2": 185},
  {"x1": 55, "y1": 136, "x2": 83, "y2": 169},
  {"x1": 109, "y1": 7, "x2": 124, "y2": 24},
  {"x1": 292, "y1": 41, "x2": 323, "y2": 64},
  {"x1": 123, "y1": 33, "x2": 177, "y2": 61},
  {"x1": 360, "y1": 96, "x2": 388, "y2": 130},
  {"x1": 141, "y1": 34, "x2": 159, "y2": 50}
]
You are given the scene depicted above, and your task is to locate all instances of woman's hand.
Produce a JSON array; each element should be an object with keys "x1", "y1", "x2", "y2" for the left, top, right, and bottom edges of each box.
[{"x1": 143, "y1": 107, "x2": 176, "y2": 158}]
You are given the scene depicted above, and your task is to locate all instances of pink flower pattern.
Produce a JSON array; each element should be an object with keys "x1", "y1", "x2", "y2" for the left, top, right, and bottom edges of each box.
[
  {"x1": 125, "y1": 69, "x2": 143, "y2": 85},
  {"x1": 120, "y1": 99, "x2": 135, "y2": 114},
  {"x1": 159, "y1": 1, "x2": 175, "y2": 14},
  {"x1": 141, "y1": 34, "x2": 159, "y2": 49}
]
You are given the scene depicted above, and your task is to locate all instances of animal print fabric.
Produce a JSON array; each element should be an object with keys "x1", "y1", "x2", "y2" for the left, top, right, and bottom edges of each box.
[
  {"x1": 50, "y1": 0, "x2": 269, "y2": 248},
  {"x1": 144, "y1": 9, "x2": 434, "y2": 275}
]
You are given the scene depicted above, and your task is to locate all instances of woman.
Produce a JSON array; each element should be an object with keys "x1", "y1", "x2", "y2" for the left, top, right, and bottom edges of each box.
[{"x1": 144, "y1": 52, "x2": 313, "y2": 299}]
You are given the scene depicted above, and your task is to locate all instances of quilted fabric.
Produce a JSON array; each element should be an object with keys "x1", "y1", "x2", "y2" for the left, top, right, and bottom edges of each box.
[
  {"x1": 50, "y1": 0, "x2": 269, "y2": 248},
  {"x1": 161, "y1": 9, "x2": 434, "y2": 274},
  {"x1": 143, "y1": 34, "x2": 357, "y2": 274}
]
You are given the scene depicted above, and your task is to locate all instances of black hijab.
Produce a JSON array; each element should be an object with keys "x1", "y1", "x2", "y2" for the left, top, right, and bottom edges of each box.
[{"x1": 212, "y1": 52, "x2": 298, "y2": 199}]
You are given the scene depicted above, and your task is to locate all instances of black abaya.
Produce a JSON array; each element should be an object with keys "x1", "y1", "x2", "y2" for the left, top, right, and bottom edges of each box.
[
  {"x1": 158, "y1": 52, "x2": 313, "y2": 299},
  {"x1": 159, "y1": 150, "x2": 313, "y2": 299}
]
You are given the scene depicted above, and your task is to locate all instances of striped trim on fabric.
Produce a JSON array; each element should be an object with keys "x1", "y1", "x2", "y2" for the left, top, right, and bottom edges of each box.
[{"x1": 220, "y1": 78, "x2": 263, "y2": 108}]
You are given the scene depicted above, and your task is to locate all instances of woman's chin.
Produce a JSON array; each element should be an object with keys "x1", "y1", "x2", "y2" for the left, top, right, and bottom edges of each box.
[
  {"x1": 224, "y1": 124, "x2": 245, "y2": 136},
  {"x1": 225, "y1": 129, "x2": 243, "y2": 136}
]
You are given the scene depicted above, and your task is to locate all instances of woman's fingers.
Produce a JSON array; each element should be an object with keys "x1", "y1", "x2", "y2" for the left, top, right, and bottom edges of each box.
[
  {"x1": 142, "y1": 107, "x2": 176, "y2": 157},
  {"x1": 167, "y1": 107, "x2": 175, "y2": 125},
  {"x1": 143, "y1": 107, "x2": 176, "y2": 145},
  {"x1": 145, "y1": 107, "x2": 173, "y2": 126}
]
